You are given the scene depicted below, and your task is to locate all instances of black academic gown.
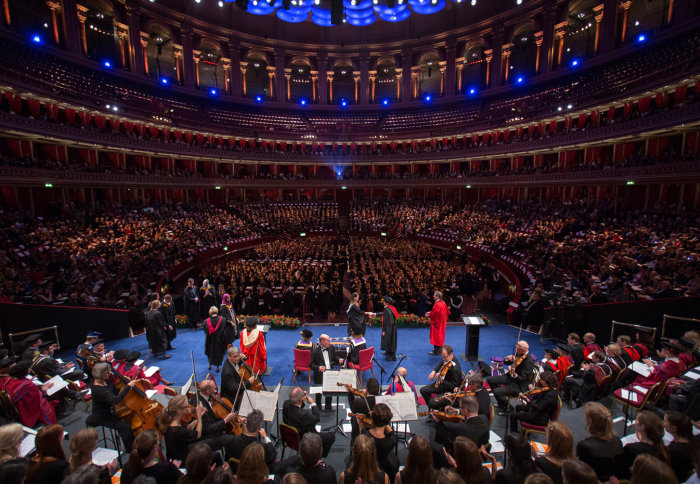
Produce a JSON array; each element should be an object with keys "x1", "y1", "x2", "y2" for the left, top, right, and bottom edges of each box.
[
  {"x1": 160, "y1": 302, "x2": 177, "y2": 343},
  {"x1": 220, "y1": 304, "x2": 239, "y2": 344},
  {"x1": 145, "y1": 309, "x2": 168, "y2": 355},
  {"x1": 204, "y1": 316, "x2": 226, "y2": 367},
  {"x1": 380, "y1": 305, "x2": 398, "y2": 354},
  {"x1": 347, "y1": 303, "x2": 366, "y2": 336},
  {"x1": 184, "y1": 286, "x2": 199, "y2": 324},
  {"x1": 200, "y1": 286, "x2": 217, "y2": 320}
]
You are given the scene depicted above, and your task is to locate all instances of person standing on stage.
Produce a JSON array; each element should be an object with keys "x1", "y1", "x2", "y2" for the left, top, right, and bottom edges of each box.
[
  {"x1": 420, "y1": 345, "x2": 463, "y2": 412},
  {"x1": 241, "y1": 316, "x2": 267, "y2": 375},
  {"x1": 199, "y1": 279, "x2": 217, "y2": 322},
  {"x1": 184, "y1": 278, "x2": 199, "y2": 330},
  {"x1": 347, "y1": 292, "x2": 375, "y2": 337},
  {"x1": 220, "y1": 293, "x2": 239, "y2": 345},
  {"x1": 160, "y1": 294, "x2": 176, "y2": 351},
  {"x1": 380, "y1": 296, "x2": 399, "y2": 361},
  {"x1": 146, "y1": 300, "x2": 171, "y2": 360},
  {"x1": 426, "y1": 291, "x2": 449, "y2": 355},
  {"x1": 204, "y1": 306, "x2": 227, "y2": 372}
]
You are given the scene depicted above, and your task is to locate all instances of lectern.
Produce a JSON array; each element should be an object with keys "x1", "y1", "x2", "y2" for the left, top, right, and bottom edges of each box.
[{"x1": 460, "y1": 316, "x2": 485, "y2": 362}]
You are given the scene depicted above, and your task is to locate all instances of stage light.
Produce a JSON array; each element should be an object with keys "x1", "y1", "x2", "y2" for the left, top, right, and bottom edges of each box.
[
  {"x1": 516, "y1": 0, "x2": 522, "y2": 4},
  {"x1": 210, "y1": 88, "x2": 218, "y2": 96},
  {"x1": 215, "y1": 186, "x2": 221, "y2": 190},
  {"x1": 103, "y1": 61, "x2": 111, "y2": 68},
  {"x1": 223, "y1": 246, "x2": 228, "y2": 251},
  {"x1": 465, "y1": 185, "x2": 471, "y2": 188},
  {"x1": 470, "y1": 0, "x2": 476, "y2": 4},
  {"x1": 424, "y1": 94, "x2": 432, "y2": 102},
  {"x1": 219, "y1": 0, "x2": 224, "y2": 5},
  {"x1": 342, "y1": 186, "x2": 347, "y2": 190},
  {"x1": 626, "y1": 181, "x2": 635, "y2": 185},
  {"x1": 44, "y1": 183, "x2": 53, "y2": 188},
  {"x1": 255, "y1": 95, "x2": 263, "y2": 102},
  {"x1": 300, "y1": 232, "x2": 307, "y2": 237},
  {"x1": 161, "y1": 78, "x2": 168, "y2": 84},
  {"x1": 382, "y1": 98, "x2": 390, "y2": 106},
  {"x1": 112, "y1": 106, "x2": 118, "y2": 111},
  {"x1": 456, "y1": 245, "x2": 462, "y2": 250},
  {"x1": 567, "y1": 104, "x2": 573, "y2": 109},
  {"x1": 106, "y1": 104, "x2": 111, "y2": 109},
  {"x1": 637, "y1": 34, "x2": 646, "y2": 43},
  {"x1": 468, "y1": 87, "x2": 477, "y2": 95},
  {"x1": 381, "y1": 232, "x2": 387, "y2": 236},
  {"x1": 340, "y1": 98, "x2": 348, "y2": 108},
  {"x1": 515, "y1": 76, "x2": 524, "y2": 84},
  {"x1": 299, "y1": 98, "x2": 307, "y2": 106},
  {"x1": 570, "y1": 59, "x2": 579, "y2": 67},
  {"x1": 32, "y1": 35, "x2": 41, "y2": 43},
  {"x1": 557, "y1": 106, "x2": 562, "y2": 111}
]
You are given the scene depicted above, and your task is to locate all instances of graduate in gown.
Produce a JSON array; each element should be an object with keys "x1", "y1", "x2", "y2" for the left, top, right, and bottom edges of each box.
[
  {"x1": 220, "y1": 293, "x2": 239, "y2": 346},
  {"x1": 145, "y1": 300, "x2": 170, "y2": 359},
  {"x1": 240, "y1": 316, "x2": 267, "y2": 375},
  {"x1": 427, "y1": 290, "x2": 449, "y2": 355},
  {"x1": 380, "y1": 295, "x2": 399, "y2": 361},
  {"x1": 160, "y1": 294, "x2": 177, "y2": 351},
  {"x1": 199, "y1": 279, "x2": 217, "y2": 321},
  {"x1": 204, "y1": 306, "x2": 227, "y2": 372}
]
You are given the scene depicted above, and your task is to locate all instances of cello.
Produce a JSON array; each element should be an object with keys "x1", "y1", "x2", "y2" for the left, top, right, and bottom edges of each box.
[{"x1": 110, "y1": 367, "x2": 164, "y2": 436}]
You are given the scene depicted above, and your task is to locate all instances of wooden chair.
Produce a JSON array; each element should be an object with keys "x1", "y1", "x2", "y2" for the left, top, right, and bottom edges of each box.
[
  {"x1": 521, "y1": 396, "x2": 562, "y2": 441},
  {"x1": 279, "y1": 423, "x2": 301, "y2": 458},
  {"x1": 293, "y1": 348, "x2": 312, "y2": 386},
  {"x1": 611, "y1": 380, "x2": 663, "y2": 415}
]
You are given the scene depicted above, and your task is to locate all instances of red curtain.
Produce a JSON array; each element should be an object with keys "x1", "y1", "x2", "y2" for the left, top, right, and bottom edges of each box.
[
  {"x1": 65, "y1": 108, "x2": 76, "y2": 125},
  {"x1": 6, "y1": 138, "x2": 20, "y2": 155},
  {"x1": 149, "y1": 126, "x2": 158, "y2": 137},
  {"x1": 94, "y1": 115, "x2": 105, "y2": 130},
  {"x1": 638, "y1": 97, "x2": 651, "y2": 113},
  {"x1": 196, "y1": 134, "x2": 204, "y2": 144},
  {"x1": 26, "y1": 99, "x2": 40, "y2": 118}
]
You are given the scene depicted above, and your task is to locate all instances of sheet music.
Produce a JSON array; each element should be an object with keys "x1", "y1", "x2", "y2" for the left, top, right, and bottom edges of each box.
[
  {"x1": 180, "y1": 374, "x2": 194, "y2": 396},
  {"x1": 238, "y1": 388, "x2": 279, "y2": 421},
  {"x1": 45, "y1": 375, "x2": 69, "y2": 396},
  {"x1": 135, "y1": 359, "x2": 144, "y2": 367},
  {"x1": 144, "y1": 366, "x2": 160, "y2": 378},
  {"x1": 19, "y1": 434, "x2": 36, "y2": 457},
  {"x1": 92, "y1": 447, "x2": 119, "y2": 466},
  {"x1": 322, "y1": 369, "x2": 357, "y2": 392},
  {"x1": 630, "y1": 361, "x2": 652, "y2": 377},
  {"x1": 375, "y1": 391, "x2": 418, "y2": 421}
]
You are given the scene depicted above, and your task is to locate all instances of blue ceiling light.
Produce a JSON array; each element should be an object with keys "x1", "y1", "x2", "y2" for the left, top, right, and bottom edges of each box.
[
  {"x1": 409, "y1": 0, "x2": 445, "y2": 15},
  {"x1": 161, "y1": 77, "x2": 169, "y2": 84},
  {"x1": 246, "y1": 0, "x2": 279, "y2": 15},
  {"x1": 637, "y1": 33, "x2": 647, "y2": 43},
  {"x1": 346, "y1": 13, "x2": 376, "y2": 25},
  {"x1": 210, "y1": 88, "x2": 218, "y2": 96},
  {"x1": 103, "y1": 60, "x2": 111, "y2": 68},
  {"x1": 311, "y1": 14, "x2": 333, "y2": 25},
  {"x1": 375, "y1": 6, "x2": 411, "y2": 21},
  {"x1": 343, "y1": 0, "x2": 373, "y2": 8},
  {"x1": 515, "y1": 75, "x2": 524, "y2": 84},
  {"x1": 382, "y1": 98, "x2": 390, "y2": 106},
  {"x1": 32, "y1": 35, "x2": 42, "y2": 43},
  {"x1": 311, "y1": 5, "x2": 332, "y2": 17},
  {"x1": 276, "y1": 9, "x2": 310, "y2": 21},
  {"x1": 255, "y1": 95, "x2": 263, "y2": 102},
  {"x1": 424, "y1": 93, "x2": 432, "y2": 102},
  {"x1": 340, "y1": 98, "x2": 349, "y2": 108},
  {"x1": 345, "y1": 6, "x2": 375, "y2": 18},
  {"x1": 468, "y1": 87, "x2": 477, "y2": 95},
  {"x1": 300, "y1": 98, "x2": 308, "y2": 106},
  {"x1": 570, "y1": 58, "x2": 580, "y2": 67}
]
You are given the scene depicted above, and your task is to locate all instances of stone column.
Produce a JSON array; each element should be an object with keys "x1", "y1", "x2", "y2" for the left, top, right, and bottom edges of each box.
[
  {"x1": 600, "y1": 0, "x2": 619, "y2": 53},
  {"x1": 125, "y1": 2, "x2": 143, "y2": 73},
  {"x1": 229, "y1": 39, "x2": 241, "y2": 96},
  {"x1": 369, "y1": 73, "x2": 376, "y2": 103},
  {"x1": 193, "y1": 51, "x2": 201, "y2": 87},
  {"x1": 240, "y1": 62, "x2": 248, "y2": 95},
  {"x1": 116, "y1": 24, "x2": 129, "y2": 68},
  {"x1": 310, "y1": 72, "x2": 318, "y2": 101},
  {"x1": 173, "y1": 47, "x2": 183, "y2": 83},
  {"x1": 267, "y1": 66, "x2": 276, "y2": 99},
  {"x1": 490, "y1": 26, "x2": 503, "y2": 87},
  {"x1": 284, "y1": 68, "x2": 291, "y2": 101},
  {"x1": 223, "y1": 60, "x2": 231, "y2": 93},
  {"x1": 593, "y1": 4, "x2": 604, "y2": 54},
  {"x1": 439, "y1": 62, "x2": 446, "y2": 95},
  {"x1": 620, "y1": 1, "x2": 632, "y2": 43},
  {"x1": 395, "y1": 68, "x2": 403, "y2": 100},
  {"x1": 353, "y1": 73, "x2": 360, "y2": 103},
  {"x1": 541, "y1": 8, "x2": 556, "y2": 74},
  {"x1": 181, "y1": 24, "x2": 195, "y2": 87},
  {"x1": 534, "y1": 31, "x2": 543, "y2": 73},
  {"x1": 142, "y1": 33, "x2": 151, "y2": 76},
  {"x1": 328, "y1": 73, "x2": 334, "y2": 102},
  {"x1": 484, "y1": 50, "x2": 492, "y2": 86},
  {"x1": 360, "y1": 52, "x2": 370, "y2": 104},
  {"x1": 502, "y1": 43, "x2": 513, "y2": 83},
  {"x1": 46, "y1": 1, "x2": 61, "y2": 44},
  {"x1": 411, "y1": 67, "x2": 420, "y2": 99},
  {"x1": 76, "y1": 5, "x2": 88, "y2": 55},
  {"x1": 456, "y1": 60, "x2": 463, "y2": 92},
  {"x1": 554, "y1": 22, "x2": 568, "y2": 69},
  {"x1": 2, "y1": 0, "x2": 10, "y2": 26}
]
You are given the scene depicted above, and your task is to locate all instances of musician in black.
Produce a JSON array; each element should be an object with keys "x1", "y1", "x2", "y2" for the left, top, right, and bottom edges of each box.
[
  {"x1": 420, "y1": 345, "x2": 463, "y2": 413},
  {"x1": 486, "y1": 340, "x2": 536, "y2": 415},
  {"x1": 309, "y1": 334, "x2": 344, "y2": 409},
  {"x1": 220, "y1": 347, "x2": 253, "y2": 411},
  {"x1": 282, "y1": 387, "x2": 336, "y2": 457},
  {"x1": 86, "y1": 362, "x2": 137, "y2": 451},
  {"x1": 509, "y1": 371, "x2": 559, "y2": 432},
  {"x1": 223, "y1": 409, "x2": 275, "y2": 468},
  {"x1": 347, "y1": 377, "x2": 381, "y2": 442},
  {"x1": 189, "y1": 379, "x2": 236, "y2": 452}
]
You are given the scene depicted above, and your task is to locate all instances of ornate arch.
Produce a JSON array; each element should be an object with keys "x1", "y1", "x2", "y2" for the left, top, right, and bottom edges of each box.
[{"x1": 143, "y1": 21, "x2": 178, "y2": 45}]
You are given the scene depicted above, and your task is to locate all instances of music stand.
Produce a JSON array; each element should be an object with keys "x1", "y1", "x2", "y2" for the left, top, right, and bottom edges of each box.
[
  {"x1": 460, "y1": 316, "x2": 485, "y2": 368},
  {"x1": 387, "y1": 355, "x2": 408, "y2": 384},
  {"x1": 372, "y1": 357, "x2": 388, "y2": 393},
  {"x1": 321, "y1": 369, "x2": 356, "y2": 436}
]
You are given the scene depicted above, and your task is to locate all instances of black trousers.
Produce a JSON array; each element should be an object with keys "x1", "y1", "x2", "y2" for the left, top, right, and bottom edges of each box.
[
  {"x1": 486, "y1": 374, "x2": 523, "y2": 408},
  {"x1": 509, "y1": 404, "x2": 549, "y2": 431},
  {"x1": 420, "y1": 382, "x2": 454, "y2": 410},
  {"x1": 86, "y1": 415, "x2": 135, "y2": 452}
]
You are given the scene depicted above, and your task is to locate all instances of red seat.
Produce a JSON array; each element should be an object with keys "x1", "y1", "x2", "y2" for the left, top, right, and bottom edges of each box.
[
  {"x1": 293, "y1": 348, "x2": 312, "y2": 386},
  {"x1": 521, "y1": 396, "x2": 562, "y2": 440},
  {"x1": 348, "y1": 347, "x2": 376, "y2": 386},
  {"x1": 279, "y1": 423, "x2": 301, "y2": 458}
]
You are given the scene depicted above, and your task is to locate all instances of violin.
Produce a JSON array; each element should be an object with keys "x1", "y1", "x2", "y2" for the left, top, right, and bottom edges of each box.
[
  {"x1": 518, "y1": 386, "x2": 551, "y2": 401},
  {"x1": 436, "y1": 390, "x2": 476, "y2": 402},
  {"x1": 435, "y1": 360, "x2": 453, "y2": 388},
  {"x1": 349, "y1": 412, "x2": 374, "y2": 427},
  {"x1": 209, "y1": 392, "x2": 245, "y2": 436},
  {"x1": 179, "y1": 405, "x2": 199, "y2": 425},
  {"x1": 337, "y1": 382, "x2": 365, "y2": 398},
  {"x1": 79, "y1": 348, "x2": 102, "y2": 369},
  {"x1": 507, "y1": 353, "x2": 527, "y2": 378},
  {"x1": 419, "y1": 410, "x2": 466, "y2": 423}
]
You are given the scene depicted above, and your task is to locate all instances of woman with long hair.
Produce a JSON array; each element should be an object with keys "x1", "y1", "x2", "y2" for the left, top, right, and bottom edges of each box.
[
  {"x1": 664, "y1": 411, "x2": 693, "y2": 482},
  {"x1": 444, "y1": 436, "x2": 490, "y2": 484},
  {"x1": 0, "y1": 423, "x2": 24, "y2": 464},
  {"x1": 234, "y1": 443, "x2": 272, "y2": 484},
  {"x1": 575, "y1": 402, "x2": 623, "y2": 481},
  {"x1": 619, "y1": 410, "x2": 670, "y2": 478},
  {"x1": 628, "y1": 454, "x2": 678, "y2": 484},
  {"x1": 340, "y1": 434, "x2": 389, "y2": 484},
  {"x1": 483, "y1": 432, "x2": 537, "y2": 484},
  {"x1": 158, "y1": 394, "x2": 205, "y2": 462},
  {"x1": 395, "y1": 434, "x2": 436, "y2": 484},
  {"x1": 121, "y1": 429, "x2": 182, "y2": 484},
  {"x1": 177, "y1": 443, "x2": 216, "y2": 484},
  {"x1": 26, "y1": 424, "x2": 68, "y2": 484},
  {"x1": 66, "y1": 428, "x2": 114, "y2": 484},
  {"x1": 534, "y1": 422, "x2": 574, "y2": 484}
]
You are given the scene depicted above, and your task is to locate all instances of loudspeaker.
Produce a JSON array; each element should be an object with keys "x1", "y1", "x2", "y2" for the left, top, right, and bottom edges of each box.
[{"x1": 331, "y1": 0, "x2": 343, "y2": 24}]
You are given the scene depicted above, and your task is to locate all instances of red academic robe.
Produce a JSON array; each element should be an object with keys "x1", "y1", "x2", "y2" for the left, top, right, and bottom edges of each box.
[
  {"x1": 122, "y1": 364, "x2": 166, "y2": 390},
  {"x1": 241, "y1": 328, "x2": 267, "y2": 374},
  {"x1": 428, "y1": 299, "x2": 449, "y2": 346},
  {"x1": 3, "y1": 377, "x2": 57, "y2": 427},
  {"x1": 634, "y1": 359, "x2": 681, "y2": 388},
  {"x1": 556, "y1": 355, "x2": 574, "y2": 384}
]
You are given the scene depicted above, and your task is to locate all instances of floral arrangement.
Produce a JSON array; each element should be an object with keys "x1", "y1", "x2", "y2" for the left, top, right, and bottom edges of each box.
[
  {"x1": 257, "y1": 315, "x2": 302, "y2": 329},
  {"x1": 175, "y1": 314, "x2": 189, "y2": 328},
  {"x1": 368, "y1": 314, "x2": 430, "y2": 328}
]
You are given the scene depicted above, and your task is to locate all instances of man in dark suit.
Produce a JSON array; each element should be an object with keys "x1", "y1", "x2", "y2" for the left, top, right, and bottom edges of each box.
[
  {"x1": 466, "y1": 373, "x2": 492, "y2": 419},
  {"x1": 184, "y1": 278, "x2": 199, "y2": 330},
  {"x1": 282, "y1": 387, "x2": 335, "y2": 457},
  {"x1": 420, "y1": 345, "x2": 463, "y2": 411},
  {"x1": 190, "y1": 379, "x2": 235, "y2": 451},
  {"x1": 309, "y1": 334, "x2": 344, "y2": 409},
  {"x1": 224, "y1": 409, "x2": 275, "y2": 468},
  {"x1": 20, "y1": 334, "x2": 42, "y2": 361},
  {"x1": 430, "y1": 395, "x2": 489, "y2": 467},
  {"x1": 510, "y1": 371, "x2": 560, "y2": 432},
  {"x1": 145, "y1": 300, "x2": 171, "y2": 360},
  {"x1": 220, "y1": 347, "x2": 253, "y2": 411},
  {"x1": 567, "y1": 333, "x2": 586, "y2": 367},
  {"x1": 486, "y1": 340, "x2": 536, "y2": 414}
]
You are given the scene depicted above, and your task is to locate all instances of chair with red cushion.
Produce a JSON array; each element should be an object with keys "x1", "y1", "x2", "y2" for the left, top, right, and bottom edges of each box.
[
  {"x1": 279, "y1": 423, "x2": 301, "y2": 458},
  {"x1": 293, "y1": 348, "x2": 312, "y2": 386},
  {"x1": 521, "y1": 396, "x2": 562, "y2": 441},
  {"x1": 348, "y1": 347, "x2": 376, "y2": 387}
]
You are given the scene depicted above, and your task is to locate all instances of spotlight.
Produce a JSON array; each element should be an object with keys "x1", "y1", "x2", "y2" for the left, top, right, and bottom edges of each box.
[
  {"x1": 557, "y1": 106, "x2": 562, "y2": 111},
  {"x1": 424, "y1": 94, "x2": 432, "y2": 102},
  {"x1": 382, "y1": 98, "x2": 390, "y2": 106},
  {"x1": 570, "y1": 59, "x2": 579, "y2": 67},
  {"x1": 103, "y1": 61, "x2": 111, "y2": 68},
  {"x1": 468, "y1": 87, "x2": 477, "y2": 95},
  {"x1": 105, "y1": 104, "x2": 111, "y2": 109},
  {"x1": 219, "y1": 0, "x2": 224, "y2": 5},
  {"x1": 195, "y1": 0, "x2": 201, "y2": 3},
  {"x1": 637, "y1": 34, "x2": 646, "y2": 43},
  {"x1": 112, "y1": 106, "x2": 118, "y2": 111},
  {"x1": 32, "y1": 35, "x2": 41, "y2": 43},
  {"x1": 161, "y1": 78, "x2": 168, "y2": 84},
  {"x1": 340, "y1": 98, "x2": 348, "y2": 108},
  {"x1": 567, "y1": 104, "x2": 573, "y2": 109},
  {"x1": 516, "y1": 0, "x2": 522, "y2": 4},
  {"x1": 210, "y1": 88, "x2": 218, "y2": 96},
  {"x1": 255, "y1": 95, "x2": 263, "y2": 102},
  {"x1": 300, "y1": 98, "x2": 307, "y2": 106},
  {"x1": 515, "y1": 76, "x2": 524, "y2": 84},
  {"x1": 471, "y1": 0, "x2": 476, "y2": 4}
]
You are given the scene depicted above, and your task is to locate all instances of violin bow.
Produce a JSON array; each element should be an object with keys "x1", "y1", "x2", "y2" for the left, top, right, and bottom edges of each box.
[{"x1": 190, "y1": 351, "x2": 201, "y2": 408}]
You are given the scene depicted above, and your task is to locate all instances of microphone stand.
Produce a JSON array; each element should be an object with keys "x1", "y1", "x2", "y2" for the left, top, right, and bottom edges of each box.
[
  {"x1": 371, "y1": 356, "x2": 387, "y2": 394},
  {"x1": 387, "y1": 354, "x2": 408, "y2": 384}
]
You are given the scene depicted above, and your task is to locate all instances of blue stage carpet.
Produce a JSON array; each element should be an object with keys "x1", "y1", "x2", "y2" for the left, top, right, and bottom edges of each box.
[{"x1": 60, "y1": 323, "x2": 546, "y2": 388}]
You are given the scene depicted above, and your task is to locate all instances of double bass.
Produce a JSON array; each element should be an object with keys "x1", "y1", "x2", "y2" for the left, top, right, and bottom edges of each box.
[{"x1": 111, "y1": 367, "x2": 164, "y2": 436}]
